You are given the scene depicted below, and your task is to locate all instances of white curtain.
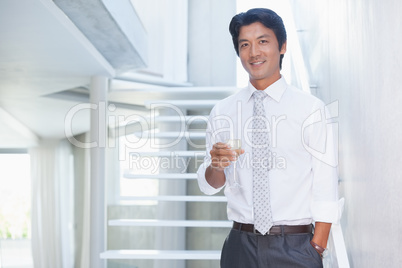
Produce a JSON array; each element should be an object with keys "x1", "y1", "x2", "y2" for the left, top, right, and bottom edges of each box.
[{"x1": 30, "y1": 139, "x2": 74, "y2": 268}]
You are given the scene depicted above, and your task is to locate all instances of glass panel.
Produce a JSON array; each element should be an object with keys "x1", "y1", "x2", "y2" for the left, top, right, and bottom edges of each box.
[{"x1": 0, "y1": 153, "x2": 33, "y2": 267}]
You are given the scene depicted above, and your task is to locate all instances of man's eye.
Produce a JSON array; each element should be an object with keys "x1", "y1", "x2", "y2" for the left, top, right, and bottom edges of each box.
[
  {"x1": 240, "y1": 43, "x2": 248, "y2": 48},
  {"x1": 260, "y1": 40, "x2": 268, "y2": 44}
]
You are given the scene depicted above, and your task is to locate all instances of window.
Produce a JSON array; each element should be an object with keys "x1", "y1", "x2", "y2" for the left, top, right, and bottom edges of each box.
[
  {"x1": 0, "y1": 152, "x2": 33, "y2": 268},
  {"x1": 118, "y1": 134, "x2": 159, "y2": 205}
]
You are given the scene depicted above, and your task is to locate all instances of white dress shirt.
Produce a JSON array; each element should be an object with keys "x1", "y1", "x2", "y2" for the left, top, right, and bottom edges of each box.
[{"x1": 197, "y1": 77, "x2": 341, "y2": 225}]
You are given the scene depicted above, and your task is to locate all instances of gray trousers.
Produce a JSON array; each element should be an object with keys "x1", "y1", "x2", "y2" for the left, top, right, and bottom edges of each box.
[{"x1": 220, "y1": 228, "x2": 323, "y2": 268}]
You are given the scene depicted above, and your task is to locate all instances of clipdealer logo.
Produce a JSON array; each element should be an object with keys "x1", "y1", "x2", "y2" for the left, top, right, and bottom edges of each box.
[{"x1": 63, "y1": 100, "x2": 339, "y2": 167}]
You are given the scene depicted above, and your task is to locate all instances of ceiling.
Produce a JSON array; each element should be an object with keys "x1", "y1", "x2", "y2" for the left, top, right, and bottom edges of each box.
[
  {"x1": 0, "y1": 0, "x2": 237, "y2": 149},
  {"x1": 0, "y1": 0, "x2": 114, "y2": 98},
  {"x1": 0, "y1": 0, "x2": 116, "y2": 148}
]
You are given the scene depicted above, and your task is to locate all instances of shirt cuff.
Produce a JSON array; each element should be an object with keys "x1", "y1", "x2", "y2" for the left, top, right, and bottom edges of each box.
[
  {"x1": 311, "y1": 198, "x2": 344, "y2": 224},
  {"x1": 196, "y1": 162, "x2": 225, "y2": 195}
]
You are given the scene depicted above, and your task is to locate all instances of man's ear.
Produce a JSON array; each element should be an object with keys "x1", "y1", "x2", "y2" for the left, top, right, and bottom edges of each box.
[{"x1": 280, "y1": 41, "x2": 287, "y2": 54}]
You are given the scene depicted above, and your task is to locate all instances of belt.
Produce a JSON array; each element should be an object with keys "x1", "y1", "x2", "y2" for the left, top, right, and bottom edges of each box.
[{"x1": 233, "y1": 222, "x2": 313, "y2": 235}]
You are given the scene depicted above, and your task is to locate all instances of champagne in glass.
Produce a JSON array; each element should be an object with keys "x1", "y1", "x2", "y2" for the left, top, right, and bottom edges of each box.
[{"x1": 226, "y1": 139, "x2": 242, "y2": 188}]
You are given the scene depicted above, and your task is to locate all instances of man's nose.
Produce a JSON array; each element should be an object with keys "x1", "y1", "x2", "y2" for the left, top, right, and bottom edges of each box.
[{"x1": 249, "y1": 44, "x2": 260, "y2": 57}]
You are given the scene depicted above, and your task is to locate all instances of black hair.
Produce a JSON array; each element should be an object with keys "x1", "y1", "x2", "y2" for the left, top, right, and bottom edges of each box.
[{"x1": 229, "y1": 8, "x2": 287, "y2": 69}]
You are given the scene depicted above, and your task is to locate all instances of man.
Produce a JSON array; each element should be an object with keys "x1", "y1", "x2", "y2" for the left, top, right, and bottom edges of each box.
[{"x1": 197, "y1": 8, "x2": 340, "y2": 268}]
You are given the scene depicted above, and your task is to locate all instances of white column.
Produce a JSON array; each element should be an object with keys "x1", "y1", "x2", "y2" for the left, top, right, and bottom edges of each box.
[{"x1": 89, "y1": 76, "x2": 108, "y2": 268}]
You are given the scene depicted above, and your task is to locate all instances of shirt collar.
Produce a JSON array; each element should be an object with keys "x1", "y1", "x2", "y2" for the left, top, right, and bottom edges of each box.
[{"x1": 245, "y1": 76, "x2": 287, "y2": 103}]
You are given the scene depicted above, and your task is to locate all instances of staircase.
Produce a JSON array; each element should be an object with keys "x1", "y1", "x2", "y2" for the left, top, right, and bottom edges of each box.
[
  {"x1": 100, "y1": 85, "x2": 350, "y2": 267},
  {"x1": 101, "y1": 85, "x2": 237, "y2": 267}
]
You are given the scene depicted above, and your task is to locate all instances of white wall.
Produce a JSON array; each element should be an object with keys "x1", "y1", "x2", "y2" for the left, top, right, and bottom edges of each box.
[
  {"x1": 291, "y1": 0, "x2": 402, "y2": 267},
  {"x1": 188, "y1": 0, "x2": 237, "y2": 86},
  {"x1": 130, "y1": 0, "x2": 188, "y2": 82}
]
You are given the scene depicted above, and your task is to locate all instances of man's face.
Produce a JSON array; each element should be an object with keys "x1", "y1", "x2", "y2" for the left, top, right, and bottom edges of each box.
[{"x1": 238, "y1": 22, "x2": 286, "y2": 89}]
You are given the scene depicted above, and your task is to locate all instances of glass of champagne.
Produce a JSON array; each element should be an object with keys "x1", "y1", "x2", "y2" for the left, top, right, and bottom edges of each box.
[{"x1": 226, "y1": 139, "x2": 242, "y2": 188}]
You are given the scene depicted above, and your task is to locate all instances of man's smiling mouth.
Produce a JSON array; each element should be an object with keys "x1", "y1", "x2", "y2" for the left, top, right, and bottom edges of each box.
[{"x1": 250, "y1": 61, "x2": 265, "y2": 65}]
